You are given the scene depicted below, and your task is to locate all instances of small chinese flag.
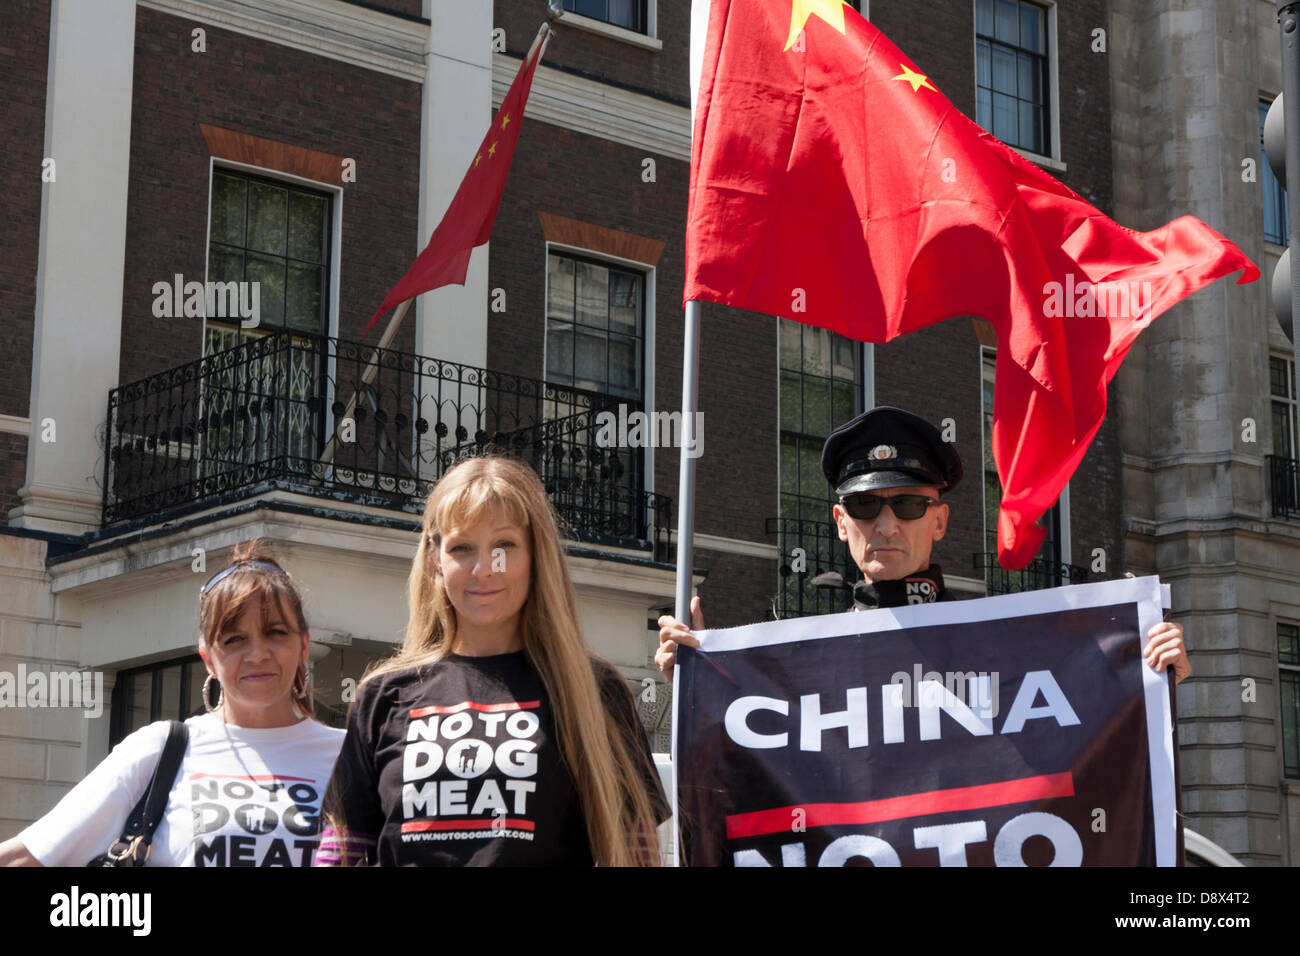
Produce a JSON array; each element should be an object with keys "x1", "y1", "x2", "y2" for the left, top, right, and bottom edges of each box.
[
  {"x1": 684, "y1": 0, "x2": 1258, "y2": 569},
  {"x1": 364, "y1": 33, "x2": 547, "y2": 337}
]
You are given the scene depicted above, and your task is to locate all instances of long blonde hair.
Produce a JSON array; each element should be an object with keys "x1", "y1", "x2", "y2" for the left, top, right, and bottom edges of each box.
[{"x1": 364, "y1": 455, "x2": 661, "y2": 866}]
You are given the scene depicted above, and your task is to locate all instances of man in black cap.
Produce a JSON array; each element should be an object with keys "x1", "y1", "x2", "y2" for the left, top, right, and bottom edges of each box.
[
  {"x1": 655, "y1": 406, "x2": 1189, "y2": 683},
  {"x1": 814, "y1": 405, "x2": 962, "y2": 609}
]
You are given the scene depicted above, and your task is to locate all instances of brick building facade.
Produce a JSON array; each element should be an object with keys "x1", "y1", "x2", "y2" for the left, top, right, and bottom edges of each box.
[{"x1": 1, "y1": 0, "x2": 1277, "y2": 866}]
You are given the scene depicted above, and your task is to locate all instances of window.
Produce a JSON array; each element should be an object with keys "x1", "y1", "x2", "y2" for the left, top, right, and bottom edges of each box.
[
  {"x1": 1280, "y1": 621, "x2": 1299, "y2": 778},
  {"x1": 109, "y1": 656, "x2": 208, "y2": 747},
  {"x1": 774, "y1": 318, "x2": 863, "y2": 617},
  {"x1": 545, "y1": 252, "x2": 644, "y2": 401},
  {"x1": 981, "y1": 349, "x2": 1001, "y2": 555},
  {"x1": 1262, "y1": 100, "x2": 1289, "y2": 246},
  {"x1": 1273, "y1": 355, "x2": 1298, "y2": 460},
  {"x1": 201, "y1": 169, "x2": 334, "y2": 479},
  {"x1": 1272, "y1": 355, "x2": 1300, "y2": 519},
  {"x1": 976, "y1": 0, "x2": 1049, "y2": 156},
  {"x1": 780, "y1": 320, "x2": 860, "y2": 522},
  {"x1": 979, "y1": 347, "x2": 1074, "y2": 593},
  {"x1": 543, "y1": 250, "x2": 648, "y2": 535},
  {"x1": 562, "y1": 0, "x2": 648, "y2": 34},
  {"x1": 207, "y1": 168, "x2": 331, "y2": 341}
]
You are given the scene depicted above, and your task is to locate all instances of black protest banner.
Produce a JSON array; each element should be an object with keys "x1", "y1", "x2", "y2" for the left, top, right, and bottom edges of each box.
[{"x1": 672, "y1": 576, "x2": 1177, "y2": 866}]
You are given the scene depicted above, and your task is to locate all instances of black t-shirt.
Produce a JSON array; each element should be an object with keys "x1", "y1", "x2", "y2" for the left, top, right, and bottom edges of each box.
[{"x1": 322, "y1": 650, "x2": 665, "y2": 866}]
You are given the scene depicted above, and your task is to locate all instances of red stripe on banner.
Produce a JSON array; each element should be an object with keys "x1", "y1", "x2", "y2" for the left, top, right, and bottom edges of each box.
[
  {"x1": 723, "y1": 772, "x2": 1075, "y2": 840},
  {"x1": 409, "y1": 700, "x2": 540, "y2": 718},
  {"x1": 401, "y1": 818, "x2": 536, "y2": 833}
]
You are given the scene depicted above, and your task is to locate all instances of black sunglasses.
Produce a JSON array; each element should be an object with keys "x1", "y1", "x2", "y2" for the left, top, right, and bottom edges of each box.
[{"x1": 840, "y1": 494, "x2": 939, "y2": 521}]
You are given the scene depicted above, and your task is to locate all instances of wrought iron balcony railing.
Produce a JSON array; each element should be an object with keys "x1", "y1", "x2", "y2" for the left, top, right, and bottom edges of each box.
[
  {"x1": 974, "y1": 552, "x2": 1088, "y2": 597},
  {"x1": 1268, "y1": 454, "x2": 1300, "y2": 520},
  {"x1": 765, "y1": 515, "x2": 861, "y2": 618},
  {"x1": 103, "y1": 329, "x2": 671, "y2": 557}
]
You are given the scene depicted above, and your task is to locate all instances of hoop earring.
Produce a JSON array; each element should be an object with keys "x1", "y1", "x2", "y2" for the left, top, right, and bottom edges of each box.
[
  {"x1": 202, "y1": 674, "x2": 223, "y2": 713},
  {"x1": 293, "y1": 661, "x2": 311, "y2": 700}
]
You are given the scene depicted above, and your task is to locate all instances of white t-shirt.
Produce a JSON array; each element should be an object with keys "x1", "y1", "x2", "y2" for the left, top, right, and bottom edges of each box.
[{"x1": 21, "y1": 713, "x2": 344, "y2": 867}]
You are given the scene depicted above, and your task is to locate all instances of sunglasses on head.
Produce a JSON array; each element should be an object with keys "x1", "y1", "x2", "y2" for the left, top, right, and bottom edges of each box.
[
  {"x1": 201, "y1": 561, "x2": 289, "y2": 595},
  {"x1": 840, "y1": 493, "x2": 939, "y2": 521}
]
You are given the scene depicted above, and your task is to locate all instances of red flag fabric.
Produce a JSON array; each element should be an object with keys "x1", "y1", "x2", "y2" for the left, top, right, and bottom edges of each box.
[
  {"x1": 684, "y1": 0, "x2": 1259, "y2": 569},
  {"x1": 363, "y1": 33, "x2": 547, "y2": 337}
]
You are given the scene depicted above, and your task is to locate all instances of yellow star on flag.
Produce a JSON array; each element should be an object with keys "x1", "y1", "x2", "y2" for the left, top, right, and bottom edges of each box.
[
  {"x1": 893, "y1": 63, "x2": 937, "y2": 93},
  {"x1": 500, "y1": 111, "x2": 511, "y2": 130},
  {"x1": 488, "y1": 141, "x2": 498, "y2": 158},
  {"x1": 784, "y1": 0, "x2": 849, "y2": 52},
  {"x1": 474, "y1": 153, "x2": 483, "y2": 168}
]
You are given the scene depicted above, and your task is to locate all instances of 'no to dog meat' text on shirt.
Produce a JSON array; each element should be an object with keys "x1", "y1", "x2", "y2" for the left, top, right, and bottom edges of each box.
[{"x1": 317, "y1": 651, "x2": 666, "y2": 866}]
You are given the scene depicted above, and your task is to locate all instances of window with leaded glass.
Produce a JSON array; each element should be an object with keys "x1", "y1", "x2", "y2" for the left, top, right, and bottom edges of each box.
[
  {"x1": 562, "y1": 0, "x2": 648, "y2": 33},
  {"x1": 1273, "y1": 355, "x2": 1298, "y2": 460},
  {"x1": 775, "y1": 318, "x2": 862, "y2": 617},
  {"x1": 976, "y1": 0, "x2": 1050, "y2": 156},
  {"x1": 1262, "y1": 100, "x2": 1289, "y2": 246},
  {"x1": 1280, "y1": 621, "x2": 1299, "y2": 778}
]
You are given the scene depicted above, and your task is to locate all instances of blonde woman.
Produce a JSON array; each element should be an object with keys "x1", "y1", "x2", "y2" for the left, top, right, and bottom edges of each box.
[
  {"x1": 0, "y1": 544, "x2": 343, "y2": 867},
  {"x1": 317, "y1": 455, "x2": 666, "y2": 866}
]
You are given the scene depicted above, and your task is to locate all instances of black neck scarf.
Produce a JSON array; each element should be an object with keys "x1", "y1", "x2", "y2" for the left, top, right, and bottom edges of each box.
[{"x1": 850, "y1": 564, "x2": 949, "y2": 610}]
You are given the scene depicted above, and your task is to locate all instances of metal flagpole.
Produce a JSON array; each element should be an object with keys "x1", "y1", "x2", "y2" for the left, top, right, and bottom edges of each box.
[
  {"x1": 315, "y1": 21, "x2": 555, "y2": 473},
  {"x1": 316, "y1": 297, "x2": 413, "y2": 471},
  {"x1": 674, "y1": 299, "x2": 702, "y2": 622}
]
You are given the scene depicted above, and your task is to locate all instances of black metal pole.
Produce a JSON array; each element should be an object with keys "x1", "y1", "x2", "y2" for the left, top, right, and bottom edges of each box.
[{"x1": 1280, "y1": 4, "x2": 1300, "y2": 426}]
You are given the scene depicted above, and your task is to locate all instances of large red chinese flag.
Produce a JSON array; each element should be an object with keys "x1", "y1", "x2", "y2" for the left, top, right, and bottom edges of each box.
[
  {"x1": 685, "y1": 0, "x2": 1258, "y2": 568},
  {"x1": 364, "y1": 33, "x2": 547, "y2": 337}
]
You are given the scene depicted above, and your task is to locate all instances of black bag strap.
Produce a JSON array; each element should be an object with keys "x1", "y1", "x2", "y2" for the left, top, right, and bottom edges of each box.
[{"x1": 119, "y1": 720, "x2": 189, "y2": 863}]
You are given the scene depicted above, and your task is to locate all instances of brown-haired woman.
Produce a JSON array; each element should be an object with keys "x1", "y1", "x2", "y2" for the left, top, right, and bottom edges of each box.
[
  {"x1": 317, "y1": 455, "x2": 667, "y2": 866},
  {"x1": 0, "y1": 543, "x2": 343, "y2": 867}
]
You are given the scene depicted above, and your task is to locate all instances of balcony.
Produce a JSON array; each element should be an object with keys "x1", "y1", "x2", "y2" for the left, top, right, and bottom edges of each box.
[
  {"x1": 1268, "y1": 454, "x2": 1300, "y2": 520},
  {"x1": 765, "y1": 515, "x2": 860, "y2": 618},
  {"x1": 974, "y1": 552, "x2": 1088, "y2": 597},
  {"x1": 102, "y1": 330, "x2": 672, "y2": 557}
]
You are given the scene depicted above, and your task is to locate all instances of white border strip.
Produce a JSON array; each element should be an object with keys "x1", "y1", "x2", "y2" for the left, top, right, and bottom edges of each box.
[
  {"x1": 1136, "y1": 585, "x2": 1175, "y2": 867},
  {"x1": 697, "y1": 576, "x2": 1161, "y2": 651},
  {"x1": 670, "y1": 641, "x2": 681, "y2": 867}
]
